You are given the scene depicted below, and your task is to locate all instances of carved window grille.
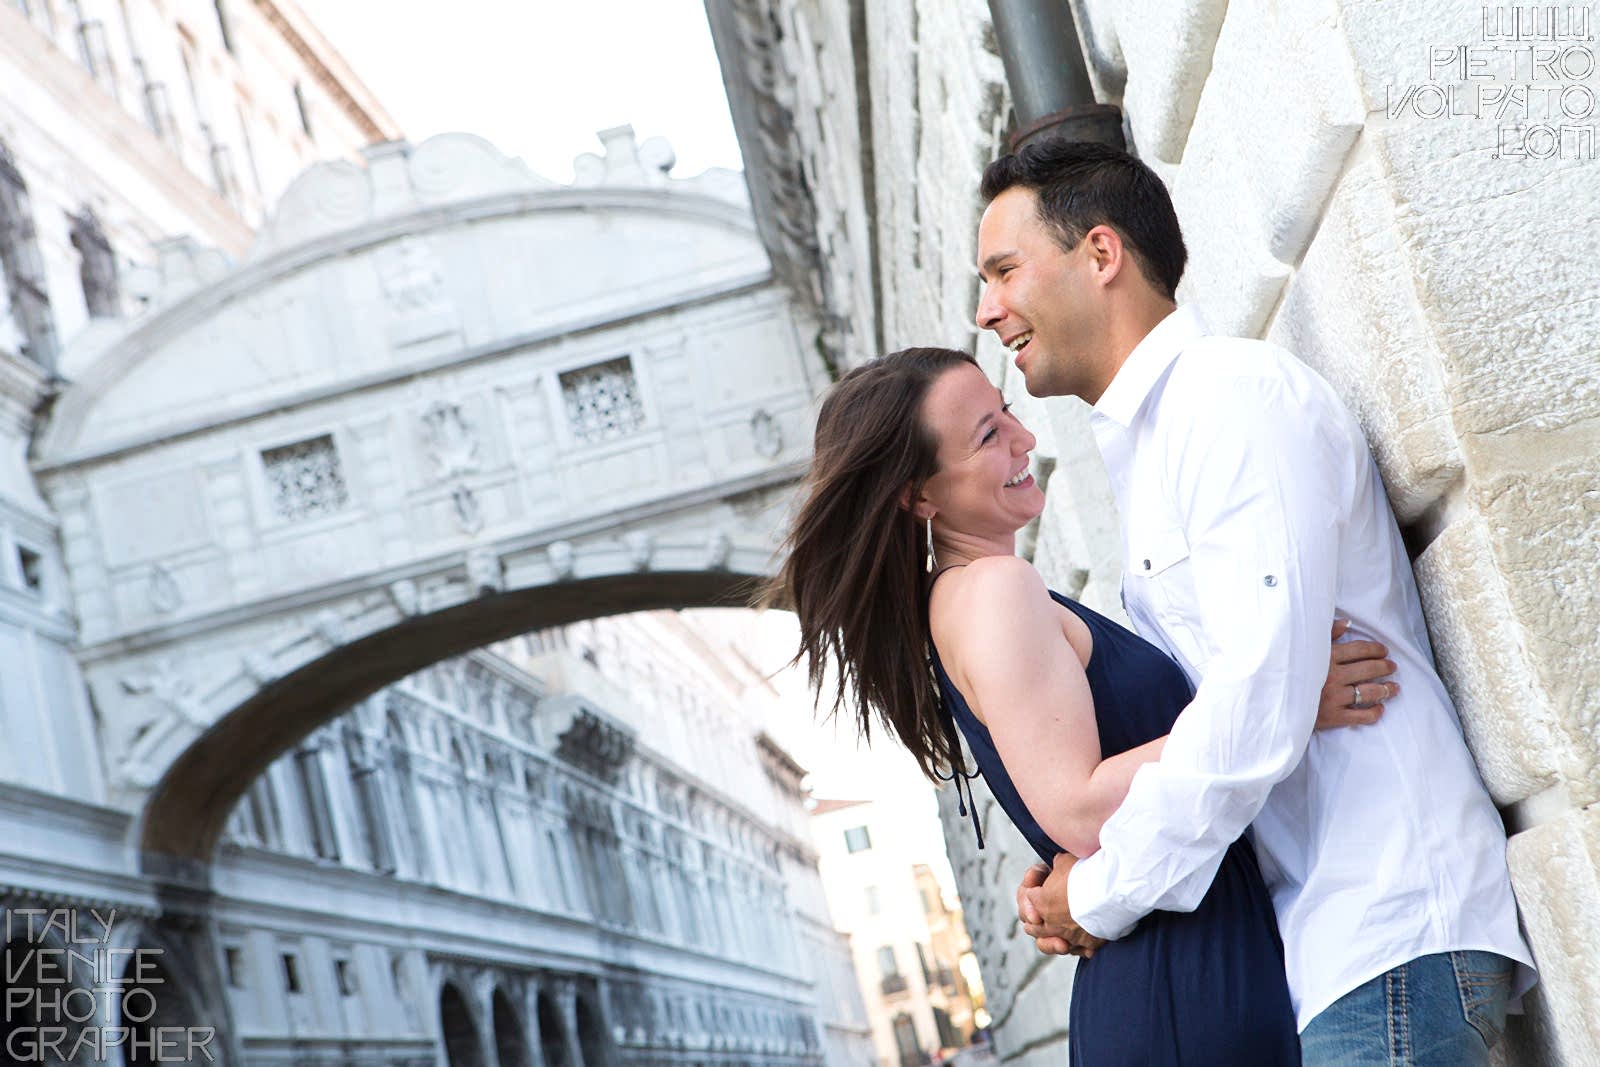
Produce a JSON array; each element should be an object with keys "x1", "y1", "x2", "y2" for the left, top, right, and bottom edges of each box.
[
  {"x1": 70, "y1": 208, "x2": 120, "y2": 318},
  {"x1": 560, "y1": 356, "x2": 645, "y2": 444},
  {"x1": 0, "y1": 142, "x2": 57, "y2": 367},
  {"x1": 262, "y1": 434, "x2": 350, "y2": 521}
]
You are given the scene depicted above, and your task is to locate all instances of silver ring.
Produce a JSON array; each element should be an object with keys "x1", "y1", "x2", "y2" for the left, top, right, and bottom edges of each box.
[{"x1": 1351, "y1": 683, "x2": 1363, "y2": 707}]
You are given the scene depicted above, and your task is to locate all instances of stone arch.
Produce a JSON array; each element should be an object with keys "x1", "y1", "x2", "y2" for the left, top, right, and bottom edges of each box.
[
  {"x1": 492, "y1": 985, "x2": 532, "y2": 1067},
  {"x1": 439, "y1": 981, "x2": 486, "y2": 1067},
  {"x1": 121, "y1": 950, "x2": 217, "y2": 1066},
  {"x1": 137, "y1": 567, "x2": 768, "y2": 876},
  {"x1": 535, "y1": 990, "x2": 569, "y2": 1067}
]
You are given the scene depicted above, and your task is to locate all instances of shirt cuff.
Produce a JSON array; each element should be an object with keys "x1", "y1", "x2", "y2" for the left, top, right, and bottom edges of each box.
[{"x1": 1068, "y1": 851, "x2": 1142, "y2": 941}]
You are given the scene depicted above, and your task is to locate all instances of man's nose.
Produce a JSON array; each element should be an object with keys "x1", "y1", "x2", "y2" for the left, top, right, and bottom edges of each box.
[{"x1": 976, "y1": 286, "x2": 1003, "y2": 331}]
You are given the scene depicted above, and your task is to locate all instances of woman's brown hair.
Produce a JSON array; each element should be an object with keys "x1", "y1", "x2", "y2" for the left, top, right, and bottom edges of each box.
[{"x1": 766, "y1": 347, "x2": 978, "y2": 783}]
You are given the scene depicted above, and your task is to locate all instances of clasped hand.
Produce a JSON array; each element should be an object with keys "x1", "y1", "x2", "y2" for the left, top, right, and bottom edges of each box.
[
  {"x1": 1016, "y1": 622, "x2": 1397, "y2": 958},
  {"x1": 1016, "y1": 853, "x2": 1107, "y2": 959}
]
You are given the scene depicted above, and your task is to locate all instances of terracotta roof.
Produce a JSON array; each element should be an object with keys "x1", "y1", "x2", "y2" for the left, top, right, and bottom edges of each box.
[{"x1": 808, "y1": 798, "x2": 868, "y2": 816}]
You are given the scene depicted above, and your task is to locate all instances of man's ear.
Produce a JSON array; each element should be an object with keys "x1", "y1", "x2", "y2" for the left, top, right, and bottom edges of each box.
[{"x1": 1083, "y1": 224, "x2": 1125, "y2": 286}]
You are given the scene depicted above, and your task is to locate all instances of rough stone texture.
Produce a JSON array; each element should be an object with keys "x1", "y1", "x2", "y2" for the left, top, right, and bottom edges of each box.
[
  {"x1": 1414, "y1": 517, "x2": 1571, "y2": 807},
  {"x1": 1107, "y1": 0, "x2": 1228, "y2": 164},
  {"x1": 1504, "y1": 808, "x2": 1600, "y2": 1064},
  {"x1": 728, "y1": 0, "x2": 1600, "y2": 1058},
  {"x1": 1469, "y1": 446, "x2": 1600, "y2": 804},
  {"x1": 1173, "y1": 0, "x2": 1364, "y2": 338},
  {"x1": 1337, "y1": 4, "x2": 1600, "y2": 440},
  {"x1": 1266, "y1": 140, "x2": 1465, "y2": 523}
]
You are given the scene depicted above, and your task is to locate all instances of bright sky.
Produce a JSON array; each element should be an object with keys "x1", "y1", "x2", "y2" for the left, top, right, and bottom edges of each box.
[{"x1": 297, "y1": 0, "x2": 745, "y2": 182}]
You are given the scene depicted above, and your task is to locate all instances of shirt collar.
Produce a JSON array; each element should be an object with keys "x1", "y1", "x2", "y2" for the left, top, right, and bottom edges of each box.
[{"x1": 1092, "y1": 304, "x2": 1211, "y2": 428}]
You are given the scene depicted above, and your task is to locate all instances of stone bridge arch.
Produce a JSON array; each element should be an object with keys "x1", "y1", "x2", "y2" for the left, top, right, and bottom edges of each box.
[{"x1": 31, "y1": 129, "x2": 828, "y2": 881}]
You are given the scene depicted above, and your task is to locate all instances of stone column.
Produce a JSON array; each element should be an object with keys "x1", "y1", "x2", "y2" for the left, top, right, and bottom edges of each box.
[{"x1": 553, "y1": 980, "x2": 586, "y2": 1067}]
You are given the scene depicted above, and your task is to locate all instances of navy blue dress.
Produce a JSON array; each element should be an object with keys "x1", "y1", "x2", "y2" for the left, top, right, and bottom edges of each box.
[{"x1": 931, "y1": 587, "x2": 1300, "y2": 1066}]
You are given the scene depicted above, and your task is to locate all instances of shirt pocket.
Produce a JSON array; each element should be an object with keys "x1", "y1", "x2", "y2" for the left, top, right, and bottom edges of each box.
[{"x1": 1126, "y1": 525, "x2": 1204, "y2": 664}]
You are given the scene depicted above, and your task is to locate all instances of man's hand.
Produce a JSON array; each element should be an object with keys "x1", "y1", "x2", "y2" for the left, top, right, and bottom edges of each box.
[{"x1": 1016, "y1": 853, "x2": 1108, "y2": 959}]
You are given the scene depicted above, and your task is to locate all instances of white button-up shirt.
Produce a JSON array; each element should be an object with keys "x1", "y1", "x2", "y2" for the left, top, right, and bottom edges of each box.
[{"x1": 1067, "y1": 304, "x2": 1534, "y2": 1030}]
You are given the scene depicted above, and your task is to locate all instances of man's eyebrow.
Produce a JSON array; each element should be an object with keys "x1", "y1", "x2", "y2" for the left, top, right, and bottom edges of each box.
[{"x1": 978, "y1": 249, "x2": 1019, "y2": 279}]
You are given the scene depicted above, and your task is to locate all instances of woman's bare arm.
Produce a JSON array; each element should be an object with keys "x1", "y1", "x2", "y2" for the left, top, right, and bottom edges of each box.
[
  {"x1": 935, "y1": 561, "x2": 1398, "y2": 859},
  {"x1": 933, "y1": 555, "x2": 1138, "y2": 858}
]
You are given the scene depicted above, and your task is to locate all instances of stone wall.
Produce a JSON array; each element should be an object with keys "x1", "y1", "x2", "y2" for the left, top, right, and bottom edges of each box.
[{"x1": 725, "y1": 0, "x2": 1599, "y2": 1062}]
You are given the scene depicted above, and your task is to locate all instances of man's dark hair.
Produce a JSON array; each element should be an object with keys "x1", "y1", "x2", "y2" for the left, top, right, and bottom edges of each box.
[{"x1": 980, "y1": 140, "x2": 1187, "y2": 300}]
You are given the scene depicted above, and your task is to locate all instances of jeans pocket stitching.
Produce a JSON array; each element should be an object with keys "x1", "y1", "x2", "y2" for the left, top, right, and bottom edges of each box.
[{"x1": 1451, "y1": 952, "x2": 1510, "y2": 1050}]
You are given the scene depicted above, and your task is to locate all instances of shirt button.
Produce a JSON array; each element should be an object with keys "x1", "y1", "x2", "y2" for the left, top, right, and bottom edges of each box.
[
  {"x1": 1264, "y1": 575, "x2": 1278, "y2": 587},
  {"x1": 1142, "y1": 559, "x2": 1151, "y2": 571}
]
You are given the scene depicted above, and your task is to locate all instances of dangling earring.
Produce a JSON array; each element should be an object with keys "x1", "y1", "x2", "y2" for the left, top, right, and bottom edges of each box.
[{"x1": 925, "y1": 516, "x2": 936, "y2": 574}]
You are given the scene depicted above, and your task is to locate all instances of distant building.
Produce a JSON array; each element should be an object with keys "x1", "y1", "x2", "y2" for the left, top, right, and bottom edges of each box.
[
  {"x1": 194, "y1": 611, "x2": 873, "y2": 1066},
  {"x1": 810, "y1": 799, "x2": 985, "y2": 1067}
]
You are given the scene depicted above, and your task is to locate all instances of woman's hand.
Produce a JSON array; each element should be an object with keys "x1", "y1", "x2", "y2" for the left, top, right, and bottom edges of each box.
[{"x1": 1316, "y1": 619, "x2": 1398, "y2": 729}]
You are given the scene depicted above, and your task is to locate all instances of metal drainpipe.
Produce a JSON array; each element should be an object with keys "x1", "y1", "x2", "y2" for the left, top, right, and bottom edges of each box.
[{"x1": 986, "y1": 0, "x2": 1124, "y2": 150}]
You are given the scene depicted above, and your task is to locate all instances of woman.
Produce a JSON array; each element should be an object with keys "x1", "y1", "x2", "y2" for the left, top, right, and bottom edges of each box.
[{"x1": 770, "y1": 348, "x2": 1398, "y2": 1065}]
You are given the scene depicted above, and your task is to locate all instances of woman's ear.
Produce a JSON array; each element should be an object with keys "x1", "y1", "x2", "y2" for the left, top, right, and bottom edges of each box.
[{"x1": 898, "y1": 483, "x2": 936, "y2": 520}]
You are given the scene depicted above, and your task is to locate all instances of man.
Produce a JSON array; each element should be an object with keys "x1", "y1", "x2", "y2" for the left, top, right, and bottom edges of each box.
[{"x1": 973, "y1": 140, "x2": 1533, "y2": 1063}]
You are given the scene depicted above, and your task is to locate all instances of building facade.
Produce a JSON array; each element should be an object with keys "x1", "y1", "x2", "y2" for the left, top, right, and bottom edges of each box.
[
  {"x1": 810, "y1": 799, "x2": 985, "y2": 1067},
  {"x1": 704, "y1": 0, "x2": 1599, "y2": 1062},
  {"x1": 199, "y1": 613, "x2": 871, "y2": 1067}
]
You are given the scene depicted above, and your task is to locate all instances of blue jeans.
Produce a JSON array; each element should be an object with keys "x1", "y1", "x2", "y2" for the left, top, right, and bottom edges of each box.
[{"x1": 1300, "y1": 951, "x2": 1513, "y2": 1066}]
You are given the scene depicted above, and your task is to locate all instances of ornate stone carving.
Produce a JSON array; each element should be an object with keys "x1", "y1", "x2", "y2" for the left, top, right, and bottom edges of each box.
[
  {"x1": 547, "y1": 540, "x2": 576, "y2": 580},
  {"x1": 147, "y1": 564, "x2": 182, "y2": 614},
  {"x1": 451, "y1": 485, "x2": 483, "y2": 535},
  {"x1": 749, "y1": 408, "x2": 782, "y2": 459},
  {"x1": 625, "y1": 531, "x2": 655, "y2": 571},
  {"x1": 377, "y1": 237, "x2": 458, "y2": 347},
  {"x1": 388, "y1": 578, "x2": 420, "y2": 617},
  {"x1": 572, "y1": 125, "x2": 675, "y2": 188},
  {"x1": 378, "y1": 238, "x2": 445, "y2": 314},
  {"x1": 705, "y1": 530, "x2": 733, "y2": 571},
  {"x1": 117, "y1": 661, "x2": 208, "y2": 788},
  {"x1": 420, "y1": 400, "x2": 480, "y2": 481},
  {"x1": 262, "y1": 435, "x2": 350, "y2": 522},
  {"x1": 466, "y1": 547, "x2": 504, "y2": 595},
  {"x1": 313, "y1": 608, "x2": 346, "y2": 646},
  {"x1": 555, "y1": 707, "x2": 635, "y2": 784}
]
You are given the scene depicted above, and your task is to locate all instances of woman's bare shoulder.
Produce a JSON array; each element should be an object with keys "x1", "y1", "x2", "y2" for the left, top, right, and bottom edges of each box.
[{"x1": 931, "y1": 556, "x2": 1050, "y2": 650}]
